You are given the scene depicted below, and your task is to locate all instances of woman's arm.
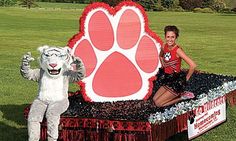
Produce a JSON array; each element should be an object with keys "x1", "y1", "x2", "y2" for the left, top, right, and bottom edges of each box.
[
  {"x1": 176, "y1": 48, "x2": 197, "y2": 81},
  {"x1": 159, "y1": 47, "x2": 165, "y2": 68}
]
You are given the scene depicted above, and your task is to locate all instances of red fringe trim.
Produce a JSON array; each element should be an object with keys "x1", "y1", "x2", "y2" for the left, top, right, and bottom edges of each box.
[
  {"x1": 226, "y1": 89, "x2": 236, "y2": 107},
  {"x1": 151, "y1": 113, "x2": 188, "y2": 141},
  {"x1": 39, "y1": 113, "x2": 187, "y2": 141}
]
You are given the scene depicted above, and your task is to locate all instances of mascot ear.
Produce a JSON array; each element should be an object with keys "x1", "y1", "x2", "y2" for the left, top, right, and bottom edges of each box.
[
  {"x1": 63, "y1": 47, "x2": 73, "y2": 66},
  {"x1": 38, "y1": 45, "x2": 49, "y2": 53},
  {"x1": 63, "y1": 46, "x2": 71, "y2": 54}
]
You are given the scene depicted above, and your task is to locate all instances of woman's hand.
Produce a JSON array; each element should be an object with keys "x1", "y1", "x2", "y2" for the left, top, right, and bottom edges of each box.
[{"x1": 160, "y1": 57, "x2": 166, "y2": 68}]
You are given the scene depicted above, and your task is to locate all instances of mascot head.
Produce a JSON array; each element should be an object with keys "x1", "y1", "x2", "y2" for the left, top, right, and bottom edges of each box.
[{"x1": 38, "y1": 45, "x2": 72, "y2": 78}]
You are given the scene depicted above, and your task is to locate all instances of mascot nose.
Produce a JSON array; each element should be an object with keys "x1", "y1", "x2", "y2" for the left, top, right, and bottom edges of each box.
[{"x1": 49, "y1": 63, "x2": 57, "y2": 68}]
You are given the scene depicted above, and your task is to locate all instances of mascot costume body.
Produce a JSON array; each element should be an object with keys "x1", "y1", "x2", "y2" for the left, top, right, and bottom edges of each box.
[{"x1": 20, "y1": 45, "x2": 85, "y2": 141}]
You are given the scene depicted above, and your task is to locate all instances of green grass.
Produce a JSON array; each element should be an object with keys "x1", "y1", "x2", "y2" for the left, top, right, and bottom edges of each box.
[
  {"x1": 36, "y1": 2, "x2": 87, "y2": 9},
  {"x1": 0, "y1": 3, "x2": 236, "y2": 141}
]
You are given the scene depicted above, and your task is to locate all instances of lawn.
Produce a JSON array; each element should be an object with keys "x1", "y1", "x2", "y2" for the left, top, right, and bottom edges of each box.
[
  {"x1": 36, "y1": 2, "x2": 88, "y2": 9},
  {"x1": 0, "y1": 2, "x2": 236, "y2": 141}
]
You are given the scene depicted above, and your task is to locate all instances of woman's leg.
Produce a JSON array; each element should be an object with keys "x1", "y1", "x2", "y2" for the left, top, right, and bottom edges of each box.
[
  {"x1": 153, "y1": 86, "x2": 167, "y2": 102},
  {"x1": 154, "y1": 90, "x2": 181, "y2": 107},
  {"x1": 162, "y1": 96, "x2": 182, "y2": 107}
]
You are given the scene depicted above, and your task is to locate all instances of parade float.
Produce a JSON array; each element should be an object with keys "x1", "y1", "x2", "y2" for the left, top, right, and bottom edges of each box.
[{"x1": 24, "y1": 1, "x2": 236, "y2": 140}]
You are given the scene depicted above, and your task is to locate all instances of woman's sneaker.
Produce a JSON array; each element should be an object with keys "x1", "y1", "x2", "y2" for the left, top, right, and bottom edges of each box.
[{"x1": 181, "y1": 91, "x2": 195, "y2": 100}]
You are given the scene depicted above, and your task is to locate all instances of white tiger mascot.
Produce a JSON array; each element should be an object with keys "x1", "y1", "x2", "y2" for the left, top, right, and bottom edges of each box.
[{"x1": 20, "y1": 45, "x2": 85, "y2": 141}]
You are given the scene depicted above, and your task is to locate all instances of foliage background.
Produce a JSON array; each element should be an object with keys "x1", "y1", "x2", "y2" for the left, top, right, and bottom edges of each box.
[
  {"x1": 1, "y1": 0, "x2": 236, "y2": 13},
  {"x1": 0, "y1": 2, "x2": 236, "y2": 141}
]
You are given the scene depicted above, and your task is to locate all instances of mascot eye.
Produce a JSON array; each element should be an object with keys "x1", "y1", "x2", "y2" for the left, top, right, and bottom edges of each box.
[
  {"x1": 60, "y1": 54, "x2": 68, "y2": 59},
  {"x1": 43, "y1": 53, "x2": 50, "y2": 57}
]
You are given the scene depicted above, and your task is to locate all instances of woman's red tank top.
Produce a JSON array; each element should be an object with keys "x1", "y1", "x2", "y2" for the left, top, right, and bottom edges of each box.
[{"x1": 162, "y1": 44, "x2": 181, "y2": 74}]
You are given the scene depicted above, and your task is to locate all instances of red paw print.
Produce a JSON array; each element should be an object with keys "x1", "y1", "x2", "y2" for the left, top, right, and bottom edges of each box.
[{"x1": 68, "y1": 2, "x2": 163, "y2": 102}]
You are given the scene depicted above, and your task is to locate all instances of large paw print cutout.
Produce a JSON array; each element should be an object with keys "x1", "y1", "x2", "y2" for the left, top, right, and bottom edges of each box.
[{"x1": 68, "y1": 1, "x2": 163, "y2": 102}]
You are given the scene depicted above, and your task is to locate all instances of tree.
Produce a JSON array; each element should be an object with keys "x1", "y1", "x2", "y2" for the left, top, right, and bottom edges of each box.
[
  {"x1": 202, "y1": 0, "x2": 214, "y2": 8},
  {"x1": 0, "y1": 0, "x2": 16, "y2": 6},
  {"x1": 134, "y1": 0, "x2": 158, "y2": 11},
  {"x1": 161, "y1": 0, "x2": 174, "y2": 8},
  {"x1": 19, "y1": 0, "x2": 37, "y2": 9},
  {"x1": 101, "y1": 0, "x2": 124, "y2": 7},
  {"x1": 211, "y1": 0, "x2": 226, "y2": 12},
  {"x1": 179, "y1": 0, "x2": 203, "y2": 10}
]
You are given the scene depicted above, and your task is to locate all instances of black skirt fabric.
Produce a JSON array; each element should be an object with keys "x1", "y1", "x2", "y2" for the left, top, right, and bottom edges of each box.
[{"x1": 156, "y1": 68, "x2": 187, "y2": 94}]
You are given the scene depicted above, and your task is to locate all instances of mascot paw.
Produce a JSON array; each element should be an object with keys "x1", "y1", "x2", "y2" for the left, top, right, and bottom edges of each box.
[
  {"x1": 71, "y1": 56, "x2": 81, "y2": 66},
  {"x1": 71, "y1": 56, "x2": 82, "y2": 64},
  {"x1": 23, "y1": 52, "x2": 35, "y2": 62}
]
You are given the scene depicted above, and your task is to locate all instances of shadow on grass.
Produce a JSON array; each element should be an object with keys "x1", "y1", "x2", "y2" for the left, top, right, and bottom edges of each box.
[
  {"x1": 0, "y1": 104, "x2": 29, "y2": 140},
  {"x1": 0, "y1": 104, "x2": 28, "y2": 126},
  {"x1": 0, "y1": 121, "x2": 27, "y2": 141},
  {"x1": 166, "y1": 131, "x2": 189, "y2": 141}
]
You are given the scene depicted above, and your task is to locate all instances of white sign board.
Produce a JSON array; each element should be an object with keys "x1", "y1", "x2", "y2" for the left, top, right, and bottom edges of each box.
[{"x1": 188, "y1": 95, "x2": 226, "y2": 140}]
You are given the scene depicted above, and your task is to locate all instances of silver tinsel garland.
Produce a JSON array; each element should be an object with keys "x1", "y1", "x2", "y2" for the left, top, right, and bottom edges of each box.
[{"x1": 148, "y1": 81, "x2": 236, "y2": 124}]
